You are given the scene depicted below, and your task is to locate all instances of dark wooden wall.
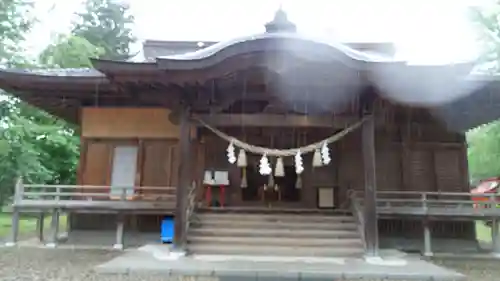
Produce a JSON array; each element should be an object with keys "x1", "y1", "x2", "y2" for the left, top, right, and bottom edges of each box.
[
  {"x1": 200, "y1": 127, "x2": 339, "y2": 208},
  {"x1": 73, "y1": 138, "x2": 182, "y2": 230},
  {"x1": 373, "y1": 103, "x2": 473, "y2": 240},
  {"x1": 73, "y1": 102, "x2": 474, "y2": 240}
]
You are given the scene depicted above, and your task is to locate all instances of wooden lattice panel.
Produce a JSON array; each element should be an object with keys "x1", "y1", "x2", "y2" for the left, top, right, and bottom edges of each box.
[
  {"x1": 141, "y1": 140, "x2": 179, "y2": 191},
  {"x1": 376, "y1": 147, "x2": 403, "y2": 191},
  {"x1": 434, "y1": 148, "x2": 463, "y2": 192},
  {"x1": 408, "y1": 149, "x2": 435, "y2": 191}
]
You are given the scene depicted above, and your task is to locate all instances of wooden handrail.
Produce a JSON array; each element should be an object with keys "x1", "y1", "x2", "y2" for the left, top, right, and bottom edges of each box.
[
  {"x1": 24, "y1": 184, "x2": 176, "y2": 191},
  {"x1": 348, "y1": 190, "x2": 366, "y2": 251},
  {"x1": 13, "y1": 178, "x2": 178, "y2": 204},
  {"x1": 184, "y1": 181, "x2": 198, "y2": 245},
  {"x1": 348, "y1": 189, "x2": 500, "y2": 216}
]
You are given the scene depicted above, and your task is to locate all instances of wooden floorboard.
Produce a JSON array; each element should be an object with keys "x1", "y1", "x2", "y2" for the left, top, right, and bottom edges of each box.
[{"x1": 198, "y1": 206, "x2": 351, "y2": 215}]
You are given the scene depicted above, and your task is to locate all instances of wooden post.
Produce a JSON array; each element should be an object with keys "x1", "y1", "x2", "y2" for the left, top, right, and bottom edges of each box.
[
  {"x1": 422, "y1": 193, "x2": 428, "y2": 212},
  {"x1": 423, "y1": 220, "x2": 433, "y2": 256},
  {"x1": 6, "y1": 209, "x2": 20, "y2": 247},
  {"x1": 362, "y1": 115, "x2": 379, "y2": 257},
  {"x1": 57, "y1": 212, "x2": 70, "y2": 242},
  {"x1": 173, "y1": 105, "x2": 191, "y2": 252},
  {"x1": 36, "y1": 212, "x2": 45, "y2": 242},
  {"x1": 46, "y1": 209, "x2": 60, "y2": 248},
  {"x1": 5, "y1": 178, "x2": 24, "y2": 246},
  {"x1": 113, "y1": 213, "x2": 125, "y2": 250},
  {"x1": 491, "y1": 219, "x2": 500, "y2": 255}
]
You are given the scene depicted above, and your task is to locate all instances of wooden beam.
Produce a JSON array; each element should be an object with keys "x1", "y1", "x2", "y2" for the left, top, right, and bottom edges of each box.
[
  {"x1": 192, "y1": 114, "x2": 356, "y2": 128},
  {"x1": 362, "y1": 115, "x2": 379, "y2": 257},
  {"x1": 173, "y1": 105, "x2": 191, "y2": 251}
]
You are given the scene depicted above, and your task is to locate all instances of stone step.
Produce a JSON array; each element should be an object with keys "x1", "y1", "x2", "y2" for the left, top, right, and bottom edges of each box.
[
  {"x1": 193, "y1": 219, "x2": 358, "y2": 231},
  {"x1": 195, "y1": 213, "x2": 354, "y2": 223},
  {"x1": 188, "y1": 243, "x2": 364, "y2": 257},
  {"x1": 189, "y1": 227, "x2": 359, "y2": 239},
  {"x1": 188, "y1": 235, "x2": 363, "y2": 247}
]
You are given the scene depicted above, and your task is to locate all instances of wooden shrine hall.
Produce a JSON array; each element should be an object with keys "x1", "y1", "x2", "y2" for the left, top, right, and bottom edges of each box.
[{"x1": 2, "y1": 9, "x2": 500, "y2": 257}]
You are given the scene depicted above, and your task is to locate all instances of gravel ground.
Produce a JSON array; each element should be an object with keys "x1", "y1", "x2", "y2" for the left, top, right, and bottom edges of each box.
[
  {"x1": 433, "y1": 258, "x2": 500, "y2": 281},
  {"x1": 0, "y1": 247, "x2": 499, "y2": 281}
]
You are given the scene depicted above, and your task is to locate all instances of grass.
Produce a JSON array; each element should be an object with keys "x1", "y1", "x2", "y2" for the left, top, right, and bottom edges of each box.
[
  {"x1": 0, "y1": 213, "x2": 67, "y2": 238},
  {"x1": 476, "y1": 221, "x2": 492, "y2": 243}
]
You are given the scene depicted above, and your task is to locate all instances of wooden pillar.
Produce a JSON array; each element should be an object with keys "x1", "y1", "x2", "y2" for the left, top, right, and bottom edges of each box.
[
  {"x1": 36, "y1": 212, "x2": 45, "y2": 242},
  {"x1": 423, "y1": 220, "x2": 433, "y2": 256},
  {"x1": 63, "y1": 212, "x2": 71, "y2": 240},
  {"x1": 46, "y1": 209, "x2": 60, "y2": 248},
  {"x1": 491, "y1": 219, "x2": 500, "y2": 255},
  {"x1": 173, "y1": 105, "x2": 191, "y2": 251},
  {"x1": 362, "y1": 115, "x2": 379, "y2": 257},
  {"x1": 5, "y1": 177, "x2": 23, "y2": 247},
  {"x1": 113, "y1": 213, "x2": 125, "y2": 250},
  {"x1": 5, "y1": 208, "x2": 20, "y2": 247}
]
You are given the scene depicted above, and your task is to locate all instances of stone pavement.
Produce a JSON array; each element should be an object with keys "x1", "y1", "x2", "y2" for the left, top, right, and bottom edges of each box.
[{"x1": 94, "y1": 245, "x2": 466, "y2": 280}]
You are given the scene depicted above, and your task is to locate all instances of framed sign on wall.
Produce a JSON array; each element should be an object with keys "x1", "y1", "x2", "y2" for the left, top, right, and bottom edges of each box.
[{"x1": 317, "y1": 186, "x2": 336, "y2": 209}]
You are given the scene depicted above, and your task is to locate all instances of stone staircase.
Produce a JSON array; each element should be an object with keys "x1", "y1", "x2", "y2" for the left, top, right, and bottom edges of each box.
[{"x1": 187, "y1": 210, "x2": 365, "y2": 257}]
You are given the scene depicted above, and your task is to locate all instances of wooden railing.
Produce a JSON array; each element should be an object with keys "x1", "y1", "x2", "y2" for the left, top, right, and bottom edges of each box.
[
  {"x1": 184, "y1": 181, "x2": 198, "y2": 244},
  {"x1": 347, "y1": 190, "x2": 366, "y2": 250},
  {"x1": 351, "y1": 190, "x2": 500, "y2": 217},
  {"x1": 11, "y1": 178, "x2": 177, "y2": 212}
]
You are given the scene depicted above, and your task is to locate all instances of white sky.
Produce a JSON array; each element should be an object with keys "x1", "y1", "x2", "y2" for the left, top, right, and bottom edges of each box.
[{"x1": 25, "y1": 0, "x2": 491, "y2": 64}]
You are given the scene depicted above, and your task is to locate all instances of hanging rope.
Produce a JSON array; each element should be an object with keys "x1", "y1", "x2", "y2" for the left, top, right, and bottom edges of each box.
[{"x1": 193, "y1": 115, "x2": 370, "y2": 157}]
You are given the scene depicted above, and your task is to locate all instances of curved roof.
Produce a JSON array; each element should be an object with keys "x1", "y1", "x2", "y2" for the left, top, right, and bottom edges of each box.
[
  {"x1": 93, "y1": 8, "x2": 404, "y2": 75},
  {"x1": 155, "y1": 32, "x2": 402, "y2": 71},
  {"x1": 0, "y1": 8, "x2": 494, "y2": 129},
  {"x1": 0, "y1": 68, "x2": 105, "y2": 79}
]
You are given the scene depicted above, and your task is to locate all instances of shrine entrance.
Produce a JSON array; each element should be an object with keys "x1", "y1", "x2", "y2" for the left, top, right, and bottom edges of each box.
[{"x1": 241, "y1": 164, "x2": 300, "y2": 208}]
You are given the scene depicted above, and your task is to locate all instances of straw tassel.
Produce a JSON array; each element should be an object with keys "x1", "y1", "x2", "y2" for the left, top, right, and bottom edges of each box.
[
  {"x1": 267, "y1": 173, "x2": 275, "y2": 188},
  {"x1": 275, "y1": 157, "x2": 285, "y2": 177},
  {"x1": 240, "y1": 168, "x2": 247, "y2": 188},
  {"x1": 295, "y1": 174, "x2": 302, "y2": 189},
  {"x1": 312, "y1": 148, "x2": 323, "y2": 167},
  {"x1": 237, "y1": 149, "x2": 247, "y2": 167}
]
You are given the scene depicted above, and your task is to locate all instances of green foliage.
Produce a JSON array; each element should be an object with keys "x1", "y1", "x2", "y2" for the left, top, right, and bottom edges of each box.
[
  {"x1": 0, "y1": 97, "x2": 80, "y2": 206},
  {"x1": 467, "y1": 2, "x2": 500, "y2": 181},
  {"x1": 39, "y1": 34, "x2": 104, "y2": 68},
  {"x1": 469, "y1": 2, "x2": 500, "y2": 72},
  {"x1": 72, "y1": 0, "x2": 136, "y2": 60},
  {"x1": 467, "y1": 122, "x2": 500, "y2": 181},
  {"x1": 0, "y1": 0, "x2": 137, "y2": 207},
  {"x1": 0, "y1": 0, "x2": 35, "y2": 66}
]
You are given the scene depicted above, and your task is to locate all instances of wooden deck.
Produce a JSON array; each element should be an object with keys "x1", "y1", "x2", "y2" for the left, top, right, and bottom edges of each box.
[
  {"x1": 7, "y1": 181, "x2": 500, "y2": 255},
  {"x1": 4, "y1": 179, "x2": 197, "y2": 250},
  {"x1": 13, "y1": 184, "x2": 500, "y2": 219}
]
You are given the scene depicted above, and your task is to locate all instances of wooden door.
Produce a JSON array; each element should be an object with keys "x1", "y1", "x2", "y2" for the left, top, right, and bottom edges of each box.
[
  {"x1": 109, "y1": 145, "x2": 138, "y2": 197},
  {"x1": 81, "y1": 140, "x2": 111, "y2": 186}
]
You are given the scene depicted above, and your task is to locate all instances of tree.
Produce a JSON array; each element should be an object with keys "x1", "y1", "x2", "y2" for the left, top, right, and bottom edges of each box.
[
  {"x1": 39, "y1": 34, "x2": 104, "y2": 68},
  {"x1": 470, "y1": 2, "x2": 500, "y2": 73},
  {"x1": 467, "y1": 2, "x2": 500, "y2": 182},
  {"x1": 0, "y1": 0, "x2": 37, "y2": 205},
  {"x1": 71, "y1": 0, "x2": 136, "y2": 60},
  {"x1": 0, "y1": 0, "x2": 35, "y2": 66},
  {"x1": 467, "y1": 122, "x2": 500, "y2": 182}
]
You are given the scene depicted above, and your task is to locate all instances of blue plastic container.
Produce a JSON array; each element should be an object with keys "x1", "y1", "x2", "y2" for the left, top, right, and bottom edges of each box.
[{"x1": 161, "y1": 216, "x2": 174, "y2": 243}]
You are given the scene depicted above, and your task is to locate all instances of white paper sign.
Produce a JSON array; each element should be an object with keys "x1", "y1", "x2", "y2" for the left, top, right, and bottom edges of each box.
[
  {"x1": 214, "y1": 171, "x2": 229, "y2": 186},
  {"x1": 203, "y1": 170, "x2": 215, "y2": 185}
]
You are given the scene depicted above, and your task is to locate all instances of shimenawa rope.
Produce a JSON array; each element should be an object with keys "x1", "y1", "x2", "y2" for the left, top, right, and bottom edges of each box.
[{"x1": 193, "y1": 116, "x2": 370, "y2": 157}]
